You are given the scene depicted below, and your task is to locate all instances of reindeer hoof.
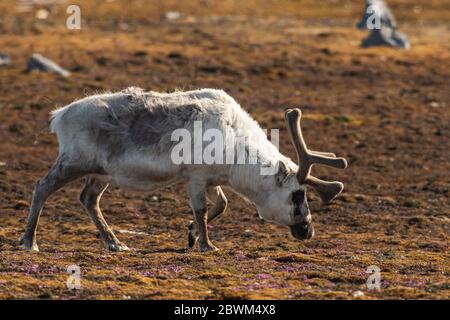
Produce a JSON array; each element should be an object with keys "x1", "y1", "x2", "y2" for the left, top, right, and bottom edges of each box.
[
  {"x1": 107, "y1": 242, "x2": 130, "y2": 252},
  {"x1": 20, "y1": 236, "x2": 39, "y2": 252},
  {"x1": 199, "y1": 243, "x2": 219, "y2": 253}
]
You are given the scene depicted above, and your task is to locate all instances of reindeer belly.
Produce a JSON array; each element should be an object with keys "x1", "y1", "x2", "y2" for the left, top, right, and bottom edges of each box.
[
  {"x1": 99, "y1": 153, "x2": 183, "y2": 190},
  {"x1": 98, "y1": 174, "x2": 182, "y2": 191}
]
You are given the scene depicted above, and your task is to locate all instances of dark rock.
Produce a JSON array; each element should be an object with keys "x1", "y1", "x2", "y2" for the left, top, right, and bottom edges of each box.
[
  {"x1": 167, "y1": 51, "x2": 184, "y2": 59},
  {"x1": 37, "y1": 292, "x2": 52, "y2": 299},
  {"x1": 96, "y1": 56, "x2": 109, "y2": 66},
  {"x1": 357, "y1": 0, "x2": 410, "y2": 49},
  {"x1": 362, "y1": 28, "x2": 410, "y2": 49},
  {"x1": 134, "y1": 50, "x2": 148, "y2": 57},
  {"x1": 14, "y1": 200, "x2": 28, "y2": 210}
]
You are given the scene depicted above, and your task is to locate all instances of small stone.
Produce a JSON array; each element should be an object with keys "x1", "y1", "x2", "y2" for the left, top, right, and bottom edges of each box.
[
  {"x1": 162, "y1": 11, "x2": 182, "y2": 21},
  {"x1": 14, "y1": 200, "x2": 28, "y2": 210},
  {"x1": 353, "y1": 290, "x2": 365, "y2": 298},
  {"x1": 0, "y1": 52, "x2": 10, "y2": 66},
  {"x1": 37, "y1": 292, "x2": 52, "y2": 299},
  {"x1": 119, "y1": 22, "x2": 129, "y2": 31},
  {"x1": 36, "y1": 9, "x2": 49, "y2": 20},
  {"x1": 151, "y1": 196, "x2": 158, "y2": 201},
  {"x1": 429, "y1": 101, "x2": 440, "y2": 108}
]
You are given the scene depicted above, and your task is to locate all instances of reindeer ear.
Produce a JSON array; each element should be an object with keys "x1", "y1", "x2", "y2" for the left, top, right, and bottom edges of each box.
[{"x1": 275, "y1": 160, "x2": 290, "y2": 186}]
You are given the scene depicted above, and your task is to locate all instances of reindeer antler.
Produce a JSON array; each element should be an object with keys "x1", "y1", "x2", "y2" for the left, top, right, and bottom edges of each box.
[{"x1": 285, "y1": 108, "x2": 348, "y2": 204}]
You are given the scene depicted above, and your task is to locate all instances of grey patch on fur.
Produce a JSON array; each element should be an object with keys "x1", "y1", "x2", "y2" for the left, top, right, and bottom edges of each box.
[
  {"x1": 357, "y1": 0, "x2": 410, "y2": 49},
  {"x1": 27, "y1": 53, "x2": 71, "y2": 77},
  {"x1": 0, "y1": 51, "x2": 10, "y2": 66},
  {"x1": 92, "y1": 94, "x2": 205, "y2": 160}
]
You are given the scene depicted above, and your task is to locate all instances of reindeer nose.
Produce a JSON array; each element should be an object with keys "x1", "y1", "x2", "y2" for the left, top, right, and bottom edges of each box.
[{"x1": 290, "y1": 222, "x2": 314, "y2": 240}]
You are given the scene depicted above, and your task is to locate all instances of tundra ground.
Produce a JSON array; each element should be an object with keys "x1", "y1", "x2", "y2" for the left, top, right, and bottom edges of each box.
[{"x1": 0, "y1": 0, "x2": 449, "y2": 299}]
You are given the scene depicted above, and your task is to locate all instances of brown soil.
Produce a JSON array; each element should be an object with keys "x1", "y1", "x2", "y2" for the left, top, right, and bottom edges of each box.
[{"x1": 0, "y1": 0, "x2": 449, "y2": 299}]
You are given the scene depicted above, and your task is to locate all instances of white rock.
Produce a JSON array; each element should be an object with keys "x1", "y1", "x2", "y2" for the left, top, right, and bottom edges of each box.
[
  {"x1": 27, "y1": 53, "x2": 71, "y2": 77},
  {"x1": 163, "y1": 11, "x2": 181, "y2": 21},
  {"x1": 353, "y1": 290, "x2": 365, "y2": 298},
  {"x1": 0, "y1": 52, "x2": 10, "y2": 66},
  {"x1": 36, "y1": 9, "x2": 49, "y2": 20}
]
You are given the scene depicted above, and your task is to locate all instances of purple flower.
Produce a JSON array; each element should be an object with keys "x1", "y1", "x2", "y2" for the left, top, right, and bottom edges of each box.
[
  {"x1": 143, "y1": 271, "x2": 156, "y2": 277},
  {"x1": 164, "y1": 264, "x2": 182, "y2": 273},
  {"x1": 108, "y1": 284, "x2": 117, "y2": 291},
  {"x1": 277, "y1": 265, "x2": 296, "y2": 273},
  {"x1": 235, "y1": 251, "x2": 249, "y2": 260},
  {"x1": 255, "y1": 273, "x2": 272, "y2": 280}
]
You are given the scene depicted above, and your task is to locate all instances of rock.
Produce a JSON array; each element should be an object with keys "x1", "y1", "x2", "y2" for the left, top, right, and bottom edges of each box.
[
  {"x1": 357, "y1": 0, "x2": 410, "y2": 49},
  {"x1": 14, "y1": 200, "x2": 28, "y2": 210},
  {"x1": 27, "y1": 53, "x2": 71, "y2": 77},
  {"x1": 37, "y1": 292, "x2": 52, "y2": 299},
  {"x1": 352, "y1": 290, "x2": 365, "y2": 298},
  {"x1": 35, "y1": 9, "x2": 49, "y2": 20},
  {"x1": 0, "y1": 52, "x2": 10, "y2": 66},
  {"x1": 362, "y1": 28, "x2": 410, "y2": 49},
  {"x1": 429, "y1": 101, "x2": 440, "y2": 108},
  {"x1": 357, "y1": 0, "x2": 396, "y2": 30},
  {"x1": 161, "y1": 11, "x2": 182, "y2": 21}
]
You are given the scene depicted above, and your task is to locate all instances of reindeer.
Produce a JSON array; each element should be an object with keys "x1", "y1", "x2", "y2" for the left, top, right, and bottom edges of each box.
[{"x1": 20, "y1": 88, "x2": 347, "y2": 252}]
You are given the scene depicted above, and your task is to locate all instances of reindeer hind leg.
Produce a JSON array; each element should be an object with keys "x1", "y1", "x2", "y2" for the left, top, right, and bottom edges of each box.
[
  {"x1": 20, "y1": 155, "x2": 87, "y2": 251},
  {"x1": 79, "y1": 176, "x2": 129, "y2": 252}
]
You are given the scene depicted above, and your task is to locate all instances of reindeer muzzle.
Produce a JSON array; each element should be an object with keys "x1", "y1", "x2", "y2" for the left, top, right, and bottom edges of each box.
[{"x1": 290, "y1": 222, "x2": 315, "y2": 240}]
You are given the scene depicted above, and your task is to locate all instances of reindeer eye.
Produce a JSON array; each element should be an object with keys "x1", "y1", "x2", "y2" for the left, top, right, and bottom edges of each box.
[
  {"x1": 292, "y1": 190, "x2": 305, "y2": 217},
  {"x1": 292, "y1": 190, "x2": 305, "y2": 203}
]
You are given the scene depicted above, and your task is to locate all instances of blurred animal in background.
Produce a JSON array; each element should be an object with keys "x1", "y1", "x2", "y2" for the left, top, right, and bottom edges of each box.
[{"x1": 357, "y1": 0, "x2": 410, "y2": 49}]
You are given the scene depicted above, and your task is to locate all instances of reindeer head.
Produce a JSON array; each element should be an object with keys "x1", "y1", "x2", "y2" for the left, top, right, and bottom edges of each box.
[{"x1": 257, "y1": 108, "x2": 348, "y2": 240}]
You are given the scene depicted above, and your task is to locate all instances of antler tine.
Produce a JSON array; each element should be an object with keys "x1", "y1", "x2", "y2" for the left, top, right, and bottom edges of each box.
[
  {"x1": 310, "y1": 151, "x2": 336, "y2": 157},
  {"x1": 285, "y1": 108, "x2": 310, "y2": 183},
  {"x1": 285, "y1": 108, "x2": 348, "y2": 184},
  {"x1": 305, "y1": 176, "x2": 344, "y2": 204},
  {"x1": 285, "y1": 108, "x2": 348, "y2": 204}
]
